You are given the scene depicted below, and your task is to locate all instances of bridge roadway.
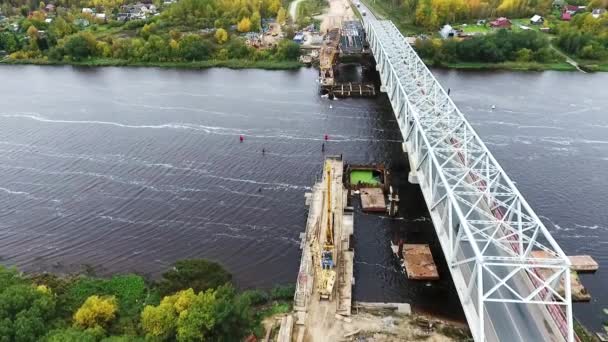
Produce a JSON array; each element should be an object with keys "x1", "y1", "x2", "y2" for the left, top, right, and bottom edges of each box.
[{"x1": 357, "y1": 3, "x2": 574, "y2": 342}]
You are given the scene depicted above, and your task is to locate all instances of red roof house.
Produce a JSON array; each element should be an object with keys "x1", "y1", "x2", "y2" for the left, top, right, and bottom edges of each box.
[
  {"x1": 561, "y1": 12, "x2": 572, "y2": 20},
  {"x1": 489, "y1": 17, "x2": 512, "y2": 28}
]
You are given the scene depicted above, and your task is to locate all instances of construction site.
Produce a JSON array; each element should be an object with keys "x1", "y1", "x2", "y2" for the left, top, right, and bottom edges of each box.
[
  {"x1": 256, "y1": 156, "x2": 470, "y2": 342},
  {"x1": 315, "y1": 0, "x2": 376, "y2": 98}
]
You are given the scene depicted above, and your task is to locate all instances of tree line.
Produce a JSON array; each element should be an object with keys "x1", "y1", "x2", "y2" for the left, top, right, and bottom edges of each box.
[
  {"x1": 555, "y1": 12, "x2": 608, "y2": 60},
  {"x1": 415, "y1": 29, "x2": 558, "y2": 63},
  {"x1": 0, "y1": 259, "x2": 295, "y2": 341},
  {"x1": 412, "y1": 0, "x2": 554, "y2": 30}
]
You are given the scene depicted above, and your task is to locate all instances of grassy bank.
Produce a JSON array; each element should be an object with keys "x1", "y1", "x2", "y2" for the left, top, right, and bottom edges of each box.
[
  {"x1": 432, "y1": 60, "x2": 577, "y2": 71},
  {"x1": 0, "y1": 58, "x2": 304, "y2": 70}
]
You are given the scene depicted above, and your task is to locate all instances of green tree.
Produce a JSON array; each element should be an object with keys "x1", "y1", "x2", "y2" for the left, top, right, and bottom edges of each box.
[
  {"x1": 175, "y1": 289, "x2": 217, "y2": 341},
  {"x1": 226, "y1": 39, "x2": 251, "y2": 59},
  {"x1": 45, "y1": 328, "x2": 98, "y2": 342},
  {"x1": 141, "y1": 302, "x2": 177, "y2": 339},
  {"x1": 251, "y1": 11, "x2": 261, "y2": 32},
  {"x1": 159, "y1": 259, "x2": 231, "y2": 295},
  {"x1": 215, "y1": 28, "x2": 228, "y2": 44},
  {"x1": 515, "y1": 48, "x2": 532, "y2": 62},
  {"x1": 0, "y1": 33, "x2": 20, "y2": 53},
  {"x1": 276, "y1": 40, "x2": 301, "y2": 60},
  {"x1": 62, "y1": 32, "x2": 97, "y2": 61},
  {"x1": 0, "y1": 281, "x2": 56, "y2": 342},
  {"x1": 140, "y1": 23, "x2": 157, "y2": 40}
]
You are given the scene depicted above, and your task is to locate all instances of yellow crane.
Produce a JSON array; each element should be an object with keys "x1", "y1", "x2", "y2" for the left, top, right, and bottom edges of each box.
[{"x1": 318, "y1": 160, "x2": 336, "y2": 300}]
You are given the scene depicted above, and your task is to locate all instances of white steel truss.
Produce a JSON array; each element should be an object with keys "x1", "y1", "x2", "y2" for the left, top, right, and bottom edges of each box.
[{"x1": 364, "y1": 17, "x2": 573, "y2": 342}]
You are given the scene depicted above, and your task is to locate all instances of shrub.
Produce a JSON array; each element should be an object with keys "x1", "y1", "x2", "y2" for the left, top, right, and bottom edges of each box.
[{"x1": 158, "y1": 259, "x2": 232, "y2": 295}]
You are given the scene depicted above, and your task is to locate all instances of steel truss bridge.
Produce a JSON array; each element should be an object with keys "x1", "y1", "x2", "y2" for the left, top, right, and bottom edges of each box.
[{"x1": 360, "y1": 7, "x2": 574, "y2": 342}]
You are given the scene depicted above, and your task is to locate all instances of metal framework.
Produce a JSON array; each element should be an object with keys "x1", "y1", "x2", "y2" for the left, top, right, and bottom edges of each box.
[{"x1": 364, "y1": 17, "x2": 573, "y2": 342}]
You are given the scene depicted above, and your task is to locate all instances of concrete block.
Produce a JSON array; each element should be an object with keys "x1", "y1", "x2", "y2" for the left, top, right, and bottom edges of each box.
[
  {"x1": 396, "y1": 303, "x2": 412, "y2": 315},
  {"x1": 408, "y1": 171, "x2": 419, "y2": 184}
]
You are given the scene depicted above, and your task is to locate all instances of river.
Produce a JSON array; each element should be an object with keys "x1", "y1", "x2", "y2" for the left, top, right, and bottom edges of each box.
[{"x1": 0, "y1": 65, "x2": 606, "y2": 331}]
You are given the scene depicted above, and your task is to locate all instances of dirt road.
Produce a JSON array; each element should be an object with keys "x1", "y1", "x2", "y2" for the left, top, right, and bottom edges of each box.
[
  {"x1": 289, "y1": 0, "x2": 307, "y2": 22},
  {"x1": 319, "y1": 0, "x2": 356, "y2": 32}
]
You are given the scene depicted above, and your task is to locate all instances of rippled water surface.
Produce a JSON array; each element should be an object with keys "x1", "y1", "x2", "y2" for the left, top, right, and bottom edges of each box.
[{"x1": 0, "y1": 66, "x2": 607, "y2": 329}]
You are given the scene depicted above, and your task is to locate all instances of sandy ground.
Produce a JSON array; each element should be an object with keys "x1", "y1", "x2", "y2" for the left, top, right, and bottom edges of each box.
[
  {"x1": 287, "y1": 308, "x2": 469, "y2": 342},
  {"x1": 319, "y1": 0, "x2": 356, "y2": 33}
]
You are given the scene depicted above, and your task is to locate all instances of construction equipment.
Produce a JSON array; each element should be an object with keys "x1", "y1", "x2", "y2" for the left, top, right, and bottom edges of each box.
[{"x1": 318, "y1": 161, "x2": 336, "y2": 300}]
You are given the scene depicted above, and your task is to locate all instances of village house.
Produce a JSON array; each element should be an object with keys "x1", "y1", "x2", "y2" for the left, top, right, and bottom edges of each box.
[
  {"x1": 293, "y1": 32, "x2": 305, "y2": 44},
  {"x1": 82, "y1": 7, "x2": 94, "y2": 14},
  {"x1": 592, "y1": 8, "x2": 606, "y2": 18},
  {"x1": 439, "y1": 24, "x2": 458, "y2": 39},
  {"x1": 564, "y1": 5, "x2": 585, "y2": 15},
  {"x1": 95, "y1": 13, "x2": 107, "y2": 22},
  {"x1": 561, "y1": 11, "x2": 571, "y2": 20},
  {"x1": 44, "y1": 4, "x2": 55, "y2": 12},
  {"x1": 489, "y1": 17, "x2": 511, "y2": 29},
  {"x1": 530, "y1": 14, "x2": 544, "y2": 25}
]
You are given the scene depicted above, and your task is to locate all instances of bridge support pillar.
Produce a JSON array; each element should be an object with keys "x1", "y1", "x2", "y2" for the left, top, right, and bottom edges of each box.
[{"x1": 408, "y1": 171, "x2": 419, "y2": 184}]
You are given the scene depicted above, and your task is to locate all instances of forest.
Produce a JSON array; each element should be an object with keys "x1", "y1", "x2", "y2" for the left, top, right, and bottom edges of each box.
[
  {"x1": 0, "y1": 259, "x2": 294, "y2": 341},
  {"x1": 0, "y1": 0, "x2": 301, "y2": 68}
]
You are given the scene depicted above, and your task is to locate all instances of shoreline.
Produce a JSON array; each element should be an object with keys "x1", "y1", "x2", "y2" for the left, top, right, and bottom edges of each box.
[
  {"x1": 0, "y1": 58, "x2": 304, "y2": 71},
  {"x1": 427, "y1": 60, "x2": 579, "y2": 72},
  {"x1": 358, "y1": 0, "x2": 606, "y2": 73}
]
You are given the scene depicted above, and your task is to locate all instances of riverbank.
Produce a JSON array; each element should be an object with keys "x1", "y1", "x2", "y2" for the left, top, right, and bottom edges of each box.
[
  {"x1": 0, "y1": 260, "x2": 295, "y2": 341},
  {"x1": 429, "y1": 60, "x2": 578, "y2": 72},
  {"x1": 359, "y1": 0, "x2": 605, "y2": 73},
  {"x1": 0, "y1": 58, "x2": 303, "y2": 70}
]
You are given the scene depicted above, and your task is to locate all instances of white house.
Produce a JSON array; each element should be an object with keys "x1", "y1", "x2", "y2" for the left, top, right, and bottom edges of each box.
[
  {"x1": 439, "y1": 24, "x2": 457, "y2": 39},
  {"x1": 530, "y1": 14, "x2": 544, "y2": 24},
  {"x1": 82, "y1": 8, "x2": 93, "y2": 14},
  {"x1": 592, "y1": 8, "x2": 606, "y2": 18}
]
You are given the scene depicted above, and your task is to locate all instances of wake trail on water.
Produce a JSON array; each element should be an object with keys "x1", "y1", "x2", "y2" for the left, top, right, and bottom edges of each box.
[
  {"x1": 1, "y1": 113, "x2": 400, "y2": 143},
  {"x1": 0, "y1": 113, "x2": 244, "y2": 134}
]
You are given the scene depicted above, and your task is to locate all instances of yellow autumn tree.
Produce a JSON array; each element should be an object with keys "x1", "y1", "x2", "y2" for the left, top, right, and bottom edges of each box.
[
  {"x1": 27, "y1": 25, "x2": 39, "y2": 39},
  {"x1": 237, "y1": 17, "x2": 252, "y2": 32},
  {"x1": 215, "y1": 28, "x2": 228, "y2": 44},
  {"x1": 141, "y1": 302, "x2": 176, "y2": 338},
  {"x1": 416, "y1": 0, "x2": 467, "y2": 28},
  {"x1": 268, "y1": 0, "x2": 282, "y2": 14},
  {"x1": 141, "y1": 289, "x2": 198, "y2": 339},
  {"x1": 73, "y1": 295, "x2": 118, "y2": 329},
  {"x1": 277, "y1": 7, "x2": 287, "y2": 25}
]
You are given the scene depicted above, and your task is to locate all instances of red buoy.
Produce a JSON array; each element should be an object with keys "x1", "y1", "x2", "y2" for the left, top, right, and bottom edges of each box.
[
  {"x1": 324, "y1": 134, "x2": 329, "y2": 141},
  {"x1": 239, "y1": 135, "x2": 244, "y2": 142}
]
